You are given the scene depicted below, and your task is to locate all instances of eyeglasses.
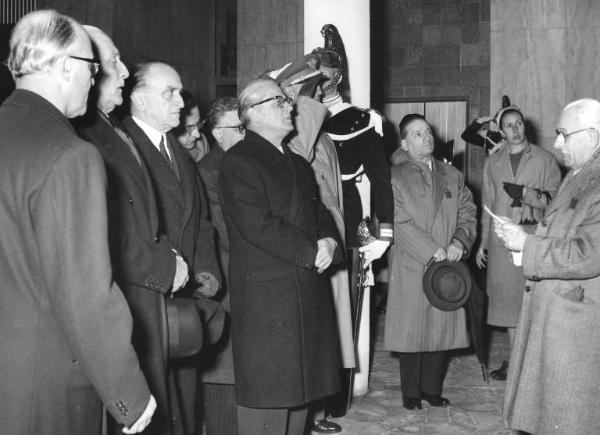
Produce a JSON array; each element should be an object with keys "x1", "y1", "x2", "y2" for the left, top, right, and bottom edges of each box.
[
  {"x1": 184, "y1": 120, "x2": 206, "y2": 134},
  {"x1": 215, "y1": 125, "x2": 245, "y2": 135},
  {"x1": 69, "y1": 55, "x2": 100, "y2": 77},
  {"x1": 556, "y1": 127, "x2": 596, "y2": 141},
  {"x1": 249, "y1": 95, "x2": 292, "y2": 109}
]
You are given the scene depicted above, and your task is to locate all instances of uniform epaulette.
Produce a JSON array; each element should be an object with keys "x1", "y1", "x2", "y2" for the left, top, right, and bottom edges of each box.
[{"x1": 324, "y1": 106, "x2": 371, "y2": 136}]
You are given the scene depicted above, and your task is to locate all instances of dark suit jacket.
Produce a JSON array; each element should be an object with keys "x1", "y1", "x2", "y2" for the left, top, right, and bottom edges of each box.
[
  {"x1": 0, "y1": 90, "x2": 149, "y2": 434},
  {"x1": 122, "y1": 115, "x2": 219, "y2": 283},
  {"x1": 77, "y1": 110, "x2": 176, "y2": 435},
  {"x1": 122, "y1": 115, "x2": 220, "y2": 434},
  {"x1": 218, "y1": 130, "x2": 342, "y2": 407}
]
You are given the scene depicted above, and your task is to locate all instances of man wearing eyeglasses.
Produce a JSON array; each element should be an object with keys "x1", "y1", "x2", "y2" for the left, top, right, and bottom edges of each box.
[
  {"x1": 0, "y1": 10, "x2": 155, "y2": 435},
  {"x1": 495, "y1": 99, "x2": 600, "y2": 434},
  {"x1": 122, "y1": 61, "x2": 223, "y2": 435},
  {"x1": 218, "y1": 79, "x2": 342, "y2": 435},
  {"x1": 195, "y1": 96, "x2": 244, "y2": 435},
  {"x1": 175, "y1": 90, "x2": 210, "y2": 163}
]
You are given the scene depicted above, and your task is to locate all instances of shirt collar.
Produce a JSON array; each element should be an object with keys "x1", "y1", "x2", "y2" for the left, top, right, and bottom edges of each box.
[{"x1": 132, "y1": 115, "x2": 166, "y2": 149}]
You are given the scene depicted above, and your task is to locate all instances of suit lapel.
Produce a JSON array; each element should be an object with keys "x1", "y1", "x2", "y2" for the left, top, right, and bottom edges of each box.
[
  {"x1": 122, "y1": 116, "x2": 185, "y2": 209},
  {"x1": 167, "y1": 132, "x2": 195, "y2": 227},
  {"x1": 431, "y1": 159, "x2": 446, "y2": 224}
]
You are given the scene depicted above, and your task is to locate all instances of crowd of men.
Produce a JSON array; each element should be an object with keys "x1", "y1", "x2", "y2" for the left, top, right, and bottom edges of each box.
[{"x1": 2, "y1": 9, "x2": 600, "y2": 435}]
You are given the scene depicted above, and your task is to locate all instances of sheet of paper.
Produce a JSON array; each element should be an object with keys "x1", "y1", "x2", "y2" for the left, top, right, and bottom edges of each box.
[{"x1": 483, "y1": 205, "x2": 512, "y2": 224}]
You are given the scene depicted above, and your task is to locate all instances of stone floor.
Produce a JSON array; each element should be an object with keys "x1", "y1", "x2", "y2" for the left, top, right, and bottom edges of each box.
[{"x1": 320, "y1": 312, "x2": 512, "y2": 435}]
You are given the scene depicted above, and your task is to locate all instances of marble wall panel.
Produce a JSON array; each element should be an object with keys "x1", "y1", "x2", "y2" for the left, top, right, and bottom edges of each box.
[
  {"x1": 566, "y1": 26, "x2": 600, "y2": 102},
  {"x1": 525, "y1": 28, "x2": 566, "y2": 149},
  {"x1": 566, "y1": 0, "x2": 600, "y2": 28},
  {"x1": 526, "y1": 0, "x2": 565, "y2": 30}
]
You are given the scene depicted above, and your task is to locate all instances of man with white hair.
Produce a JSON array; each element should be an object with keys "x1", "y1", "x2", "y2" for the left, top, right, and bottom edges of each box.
[
  {"x1": 218, "y1": 78, "x2": 342, "y2": 435},
  {"x1": 0, "y1": 10, "x2": 155, "y2": 435},
  {"x1": 77, "y1": 26, "x2": 189, "y2": 435},
  {"x1": 496, "y1": 98, "x2": 600, "y2": 434}
]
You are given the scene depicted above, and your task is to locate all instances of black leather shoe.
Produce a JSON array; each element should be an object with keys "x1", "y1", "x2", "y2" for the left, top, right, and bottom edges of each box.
[
  {"x1": 490, "y1": 360, "x2": 508, "y2": 381},
  {"x1": 402, "y1": 395, "x2": 422, "y2": 410},
  {"x1": 311, "y1": 419, "x2": 342, "y2": 433},
  {"x1": 420, "y1": 393, "x2": 451, "y2": 407}
]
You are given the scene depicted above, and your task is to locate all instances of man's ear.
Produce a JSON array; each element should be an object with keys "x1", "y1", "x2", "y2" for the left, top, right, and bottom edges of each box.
[
  {"x1": 400, "y1": 138, "x2": 408, "y2": 151},
  {"x1": 211, "y1": 127, "x2": 222, "y2": 142},
  {"x1": 130, "y1": 92, "x2": 145, "y2": 111}
]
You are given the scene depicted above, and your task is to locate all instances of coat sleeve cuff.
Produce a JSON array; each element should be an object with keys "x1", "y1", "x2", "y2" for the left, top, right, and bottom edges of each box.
[{"x1": 378, "y1": 223, "x2": 394, "y2": 242}]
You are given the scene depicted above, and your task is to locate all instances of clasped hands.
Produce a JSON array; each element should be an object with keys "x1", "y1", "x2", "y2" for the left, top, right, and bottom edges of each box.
[
  {"x1": 432, "y1": 239, "x2": 464, "y2": 263},
  {"x1": 171, "y1": 254, "x2": 220, "y2": 297},
  {"x1": 315, "y1": 237, "x2": 337, "y2": 273}
]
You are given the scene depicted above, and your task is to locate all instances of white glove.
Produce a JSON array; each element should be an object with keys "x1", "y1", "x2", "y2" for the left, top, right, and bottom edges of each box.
[{"x1": 358, "y1": 239, "x2": 390, "y2": 267}]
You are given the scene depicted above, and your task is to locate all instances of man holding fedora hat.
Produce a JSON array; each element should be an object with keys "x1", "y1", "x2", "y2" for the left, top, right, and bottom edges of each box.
[{"x1": 385, "y1": 114, "x2": 477, "y2": 410}]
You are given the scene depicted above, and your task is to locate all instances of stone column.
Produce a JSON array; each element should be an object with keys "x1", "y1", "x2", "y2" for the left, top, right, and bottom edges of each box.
[{"x1": 304, "y1": 0, "x2": 372, "y2": 398}]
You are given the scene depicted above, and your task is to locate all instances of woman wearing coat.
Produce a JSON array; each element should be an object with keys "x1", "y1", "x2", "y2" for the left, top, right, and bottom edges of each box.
[
  {"x1": 476, "y1": 106, "x2": 561, "y2": 380},
  {"x1": 386, "y1": 114, "x2": 477, "y2": 410},
  {"x1": 496, "y1": 98, "x2": 600, "y2": 434}
]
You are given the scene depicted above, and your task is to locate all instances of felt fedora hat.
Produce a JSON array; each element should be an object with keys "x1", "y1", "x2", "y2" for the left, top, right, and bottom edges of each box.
[
  {"x1": 423, "y1": 260, "x2": 472, "y2": 311},
  {"x1": 166, "y1": 297, "x2": 204, "y2": 358}
]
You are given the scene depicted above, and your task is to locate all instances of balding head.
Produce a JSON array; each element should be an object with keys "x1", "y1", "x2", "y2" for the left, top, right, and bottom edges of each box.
[
  {"x1": 129, "y1": 62, "x2": 184, "y2": 133},
  {"x1": 555, "y1": 99, "x2": 600, "y2": 169},
  {"x1": 84, "y1": 25, "x2": 129, "y2": 114}
]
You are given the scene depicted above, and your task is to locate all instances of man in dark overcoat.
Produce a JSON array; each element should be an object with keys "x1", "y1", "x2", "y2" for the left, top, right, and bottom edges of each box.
[
  {"x1": 0, "y1": 10, "x2": 155, "y2": 435},
  {"x1": 122, "y1": 61, "x2": 221, "y2": 435},
  {"x1": 77, "y1": 27, "x2": 189, "y2": 435},
  {"x1": 218, "y1": 78, "x2": 342, "y2": 435}
]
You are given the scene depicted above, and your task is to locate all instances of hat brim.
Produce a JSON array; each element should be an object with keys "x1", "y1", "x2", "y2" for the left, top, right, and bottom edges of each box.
[{"x1": 423, "y1": 260, "x2": 472, "y2": 311}]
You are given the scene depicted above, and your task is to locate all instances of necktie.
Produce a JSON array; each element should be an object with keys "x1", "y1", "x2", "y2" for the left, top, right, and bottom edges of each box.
[{"x1": 159, "y1": 135, "x2": 179, "y2": 179}]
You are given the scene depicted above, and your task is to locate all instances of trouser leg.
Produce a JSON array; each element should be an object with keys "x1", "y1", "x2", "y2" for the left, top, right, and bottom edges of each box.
[
  {"x1": 286, "y1": 405, "x2": 308, "y2": 435},
  {"x1": 398, "y1": 352, "x2": 422, "y2": 397},
  {"x1": 203, "y1": 383, "x2": 237, "y2": 435},
  {"x1": 420, "y1": 351, "x2": 447, "y2": 396}
]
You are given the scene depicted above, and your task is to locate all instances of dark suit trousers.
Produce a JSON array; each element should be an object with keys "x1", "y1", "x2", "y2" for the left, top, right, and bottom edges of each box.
[
  {"x1": 398, "y1": 351, "x2": 447, "y2": 398},
  {"x1": 236, "y1": 404, "x2": 308, "y2": 435},
  {"x1": 202, "y1": 383, "x2": 237, "y2": 435}
]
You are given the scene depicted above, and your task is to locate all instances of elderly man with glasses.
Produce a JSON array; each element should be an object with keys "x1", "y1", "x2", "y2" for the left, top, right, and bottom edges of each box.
[
  {"x1": 0, "y1": 10, "x2": 155, "y2": 435},
  {"x1": 496, "y1": 98, "x2": 600, "y2": 434},
  {"x1": 218, "y1": 79, "x2": 342, "y2": 435}
]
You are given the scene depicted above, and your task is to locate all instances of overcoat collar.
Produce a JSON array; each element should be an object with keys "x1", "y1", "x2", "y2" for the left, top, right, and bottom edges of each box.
[
  {"x1": 545, "y1": 158, "x2": 600, "y2": 216},
  {"x1": 8, "y1": 89, "x2": 75, "y2": 133}
]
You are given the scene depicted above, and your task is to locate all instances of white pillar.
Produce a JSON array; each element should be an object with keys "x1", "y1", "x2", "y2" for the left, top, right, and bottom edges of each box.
[
  {"x1": 304, "y1": 0, "x2": 372, "y2": 397},
  {"x1": 304, "y1": 0, "x2": 371, "y2": 108}
]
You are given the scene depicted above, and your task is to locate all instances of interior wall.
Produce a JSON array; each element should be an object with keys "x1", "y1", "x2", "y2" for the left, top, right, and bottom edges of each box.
[
  {"x1": 491, "y1": 0, "x2": 600, "y2": 159},
  {"x1": 37, "y1": 0, "x2": 216, "y2": 112},
  {"x1": 236, "y1": 0, "x2": 304, "y2": 90}
]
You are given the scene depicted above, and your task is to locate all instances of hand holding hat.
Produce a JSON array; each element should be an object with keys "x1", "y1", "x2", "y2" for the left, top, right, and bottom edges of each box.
[{"x1": 194, "y1": 271, "x2": 220, "y2": 298}]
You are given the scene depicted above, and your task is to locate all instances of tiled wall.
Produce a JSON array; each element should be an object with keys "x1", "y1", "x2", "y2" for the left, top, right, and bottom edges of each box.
[{"x1": 373, "y1": 0, "x2": 491, "y2": 120}]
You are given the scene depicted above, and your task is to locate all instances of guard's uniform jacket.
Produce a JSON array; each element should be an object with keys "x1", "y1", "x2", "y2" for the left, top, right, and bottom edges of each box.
[{"x1": 323, "y1": 102, "x2": 394, "y2": 247}]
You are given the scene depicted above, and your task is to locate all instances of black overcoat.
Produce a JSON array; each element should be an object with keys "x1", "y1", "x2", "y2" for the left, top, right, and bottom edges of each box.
[
  {"x1": 0, "y1": 90, "x2": 149, "y2": 434},
  {"x1": 218, "y1": 130, "x2": 342, "y2": 408},
  {"x1": 77, "y1": 111, "x2": 176, "y2": 435}
]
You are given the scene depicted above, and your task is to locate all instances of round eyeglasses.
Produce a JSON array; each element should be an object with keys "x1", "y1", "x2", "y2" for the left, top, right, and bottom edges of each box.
[{"x1": 183, "y1": 120, "x2": 206, "y2": 134}]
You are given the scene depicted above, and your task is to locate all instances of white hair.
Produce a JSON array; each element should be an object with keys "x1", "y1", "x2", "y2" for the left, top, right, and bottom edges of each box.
[{"x1": 7, "y1": 9, "x2": 84, "y2": 79}]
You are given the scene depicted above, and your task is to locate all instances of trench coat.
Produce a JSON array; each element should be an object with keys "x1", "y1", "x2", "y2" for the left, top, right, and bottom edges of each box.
[
  {"x1": 481, "y1": 142, "x2": 561, "y2": 326},
  {"x1": 218, "y1": 130, "x2": 342, "y2": 408},
  {"x1": 77, "y1": 111, "x2": 177, "y2": 435},
  {"x1": 504, "y1": 158, "x2": 600, "y2": 435},
  {"x1": 288, "y1": 96, "x2": 355, "y2": 368},
  {"x1": 386, "y1": 158, "x2": 477, "y2": 352},
  {"x1": 0, "y1": 90, "x2": 150, "y2": 434}
]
